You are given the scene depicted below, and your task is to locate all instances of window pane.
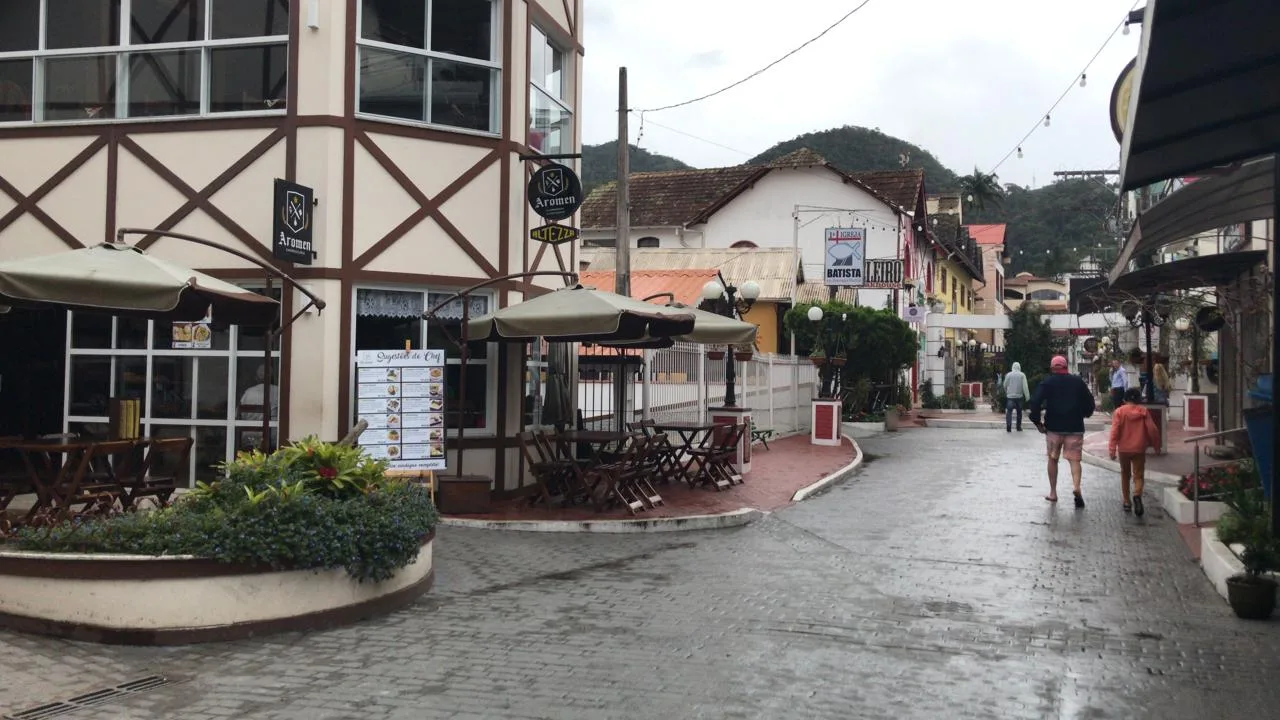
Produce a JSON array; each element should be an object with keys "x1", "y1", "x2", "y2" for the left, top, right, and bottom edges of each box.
[
  {"x1": 426, "y1": 323, "x2": 485, "y2": 360},
  {"x1": 235, "y1": 357, "x2": 279, "y2": 421},
  {"x1": 212, "y1": 0, "x2": 289, "y2": 39},
  {"x1": 361, "y1": 0, "x2": 425, "y2": 49},
  {"x1": 114, "y1": 355, "x2": 147, "y2": 403},
  {"x1": 0, "y1": 1, "x2": 39, "y2": 52},
  {"x1": 130, "y1": 0, "x2": 204, "y2": 44},
  {"x1": 152, "y1": 319, "x2": 229, "y2": 350},
  {"x1": 117, "y1": 316, "x2": 149, "y2": 349},
  {"x1": 431, "y1": 0, "x2": 491, "y2": 61},
  {"x1": 148, "y1": 424, "x2": 193, "y2": 483},
  {"x1": 444, "y1": 363, "x2": 487, "y2": 430},
  {"x1": 196, "y1": 356, "x2": 230, "y2": 419},
  {"x1": 69, "y1": 357, "x2": 111, "y2": 416},
  {"x1": 128, "y1": 50, "x2": 200, "y2": 117},
  {"x1": 237, "y1": 285, "x2": 283, "y2": 351},
  {"x1": 44, "y1": 54, "x2": 118, "y2": 120},
  {"x1": 192, "y1": 425, "x2": 226, "y2": 483},
  {"x1": 46, "y1": 0, "x2": 123, "y2": 49},
  {"x1": 152, "y1": 356, "x2": 193, "y2": 419},
  {"x1": 71, "y1": 312, "x2": 112, "y2": 348},
  {"x1": 359, "y1": 47, "x2": 425, "y2": 121},
  {"x1": 209, "y1": 43, "x2": 287, "y2": 112},
  {"x1": 430, "y1": 59, "x2": 492, "y2": 131},
  {"x1": 530, "y1": 87, "x2": 571, "y2": 155},
  {"x1": 0, "y1": 59, "x2": 33, "y2": 122}
]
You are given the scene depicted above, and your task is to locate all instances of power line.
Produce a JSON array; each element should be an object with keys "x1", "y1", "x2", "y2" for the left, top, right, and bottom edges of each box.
[
  {"x1": 988, "y1": 1, "x2": 1142, "y2": 176},
  {"x1": 635, "y1": 0, "x2": 877, "y2": 113},
  {"x1": 632, "y1": 112, "x2": 752, "y2": 157}
]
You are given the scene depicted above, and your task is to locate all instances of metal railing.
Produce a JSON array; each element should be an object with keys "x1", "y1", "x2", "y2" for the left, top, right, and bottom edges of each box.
[{"x1": 1184, "y1": 426, "x2": 1249, "y2": 526}]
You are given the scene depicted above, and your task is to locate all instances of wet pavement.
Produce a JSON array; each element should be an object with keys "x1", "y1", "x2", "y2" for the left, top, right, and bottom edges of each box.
[{"x1": 3, "y1": 428, "x2": 1280, "y2": 719}]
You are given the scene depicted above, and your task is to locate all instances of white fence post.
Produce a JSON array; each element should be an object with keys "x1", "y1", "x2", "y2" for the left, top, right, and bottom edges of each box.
[{"x1": 641, "y1": 348, "x2": 652, "y2": 421}]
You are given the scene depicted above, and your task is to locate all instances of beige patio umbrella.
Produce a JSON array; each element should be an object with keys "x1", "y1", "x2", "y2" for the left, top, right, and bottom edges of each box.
[
  {"x1": 467, "y1": 285, "x2": 696, "y2": 343},
  {"x1": 0, "y1": 243, "x2": 280, "y2": 326},
  {"x1": 600, "y1": 303, "x2": 757, "y2": 348}
]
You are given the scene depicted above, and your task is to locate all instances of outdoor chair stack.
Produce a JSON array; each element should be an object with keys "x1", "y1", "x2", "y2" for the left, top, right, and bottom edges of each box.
[
  {"x1": 627, "y1": 420, "x2": 683, "y2": 484},
  {"x1": 683, "y1": 423, "x2": 747, "y2": 491},
  {"x1": 584, "y1": 434, "x2": 665, "y2": 515}
]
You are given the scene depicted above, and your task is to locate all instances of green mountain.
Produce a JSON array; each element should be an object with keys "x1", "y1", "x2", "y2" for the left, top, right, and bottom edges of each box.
[
  {"x1": 749, "y1": 125, "x2": 961, "y2": 192},
  {"x1": 581, "y1": 141, "x2": 693, "y2": 194}
]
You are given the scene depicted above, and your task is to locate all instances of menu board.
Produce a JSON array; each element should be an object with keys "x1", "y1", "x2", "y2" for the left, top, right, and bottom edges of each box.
[{"x1": 354, "y1": 349, "x2": 447, "y2": 471}]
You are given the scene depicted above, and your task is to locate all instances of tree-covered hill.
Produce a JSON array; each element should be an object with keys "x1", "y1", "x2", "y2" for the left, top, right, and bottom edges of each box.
[
  {"x1": 966, "y1": 179, "x2": 1120, "y2": 277},
  {"x1": 749, "y1": 125, "x2": 961, "y2": 192},
  {"x1": 580, "y1": 141, "x2": 692, "y2": 194}
]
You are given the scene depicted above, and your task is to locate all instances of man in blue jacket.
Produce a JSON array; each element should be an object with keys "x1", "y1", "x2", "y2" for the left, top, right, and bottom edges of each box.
[{"x1": 1029, "y1": 355, "x2": 1096, "y2": 507}]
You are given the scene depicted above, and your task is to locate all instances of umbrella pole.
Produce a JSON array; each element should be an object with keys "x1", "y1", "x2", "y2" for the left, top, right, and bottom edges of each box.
[
  {"x1": 456, "y1": 300, "x2": 469, "y2": 480},
  {"x1": 262, "y1": 274, "x2": 274, "y2": 453}
]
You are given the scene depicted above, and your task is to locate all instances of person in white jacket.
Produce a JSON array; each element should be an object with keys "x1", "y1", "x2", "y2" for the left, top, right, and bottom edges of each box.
[{"x1": 1003, "y1": 361, "x2": 1031, "y2": 432}]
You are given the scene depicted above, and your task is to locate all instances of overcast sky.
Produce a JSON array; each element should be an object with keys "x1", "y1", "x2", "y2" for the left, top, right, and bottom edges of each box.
[{"x1": 580, "y1": 0, "x2": 1142, "y2": 189}]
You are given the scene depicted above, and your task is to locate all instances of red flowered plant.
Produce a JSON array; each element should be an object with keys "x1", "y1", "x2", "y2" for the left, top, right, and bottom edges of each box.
[{"x1": 1180, "y1": 459, "x2": 1258, "y2": 500}]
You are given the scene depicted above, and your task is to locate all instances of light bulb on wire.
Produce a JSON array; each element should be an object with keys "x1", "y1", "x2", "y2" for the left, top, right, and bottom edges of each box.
[
  {"x1": 1044, "y1": 114, "x2": 1051, "y2": 128},
  {"x1": 1016, "y1": 146, "x2": 1023, "y2": 159},
  {"x1": 1079, "y1": 73, "x2": 1087, "y2": 88},
  {"x1": 1122, "y1": 23, "x2": 1130, "y2": 36}
]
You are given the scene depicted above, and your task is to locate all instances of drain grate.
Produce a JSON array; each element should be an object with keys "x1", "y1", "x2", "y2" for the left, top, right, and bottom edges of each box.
[{"x1": 4, "y1": 675, "x2": 180, "y2": 720}]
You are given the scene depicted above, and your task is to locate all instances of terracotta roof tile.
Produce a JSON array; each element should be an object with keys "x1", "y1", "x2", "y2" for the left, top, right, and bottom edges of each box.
[
  {"x1": 767, "y1": 147, "x2": 830, "y2": 168},
  {"x1": 580, "y1": 166, "x2": 766, "y2": 228},
  {"x1": 965, "y1": 224, "x2": 1007, "y2": 246},
  {"x1": 579, "y1": 248, "x2": 800, "y2": 301},
  {"x1": 577, "y1": 269, "x2": 720, "y2": 307},
  {"x1": 850, "y1": 169, "x2": 925, "y2": 212}
]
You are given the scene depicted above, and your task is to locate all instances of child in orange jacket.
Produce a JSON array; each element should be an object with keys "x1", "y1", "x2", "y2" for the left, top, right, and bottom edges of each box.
[{"x1": 1108, "y1": 388, "x2": 1160, "y2": 516}]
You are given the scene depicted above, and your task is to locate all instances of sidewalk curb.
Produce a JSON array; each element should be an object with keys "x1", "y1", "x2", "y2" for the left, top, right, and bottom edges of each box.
[
  {"x1": 1080, "y1": 431, "x2": 1183, "y2": 486},
  {"x1": 438, "y1": 507, "x2": 764, "y2": 534},
  {"x1": 791, "y1": 435, "x2": 864, "y2": 502},
  {"x1": 923, "y1": 418, "x2": 1109, "y2": 431}
]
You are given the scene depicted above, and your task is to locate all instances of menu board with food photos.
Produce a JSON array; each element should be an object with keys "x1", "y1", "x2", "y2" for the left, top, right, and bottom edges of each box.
[{"x1": 354, "y1": 349, "x2": 447, "y2": 471}]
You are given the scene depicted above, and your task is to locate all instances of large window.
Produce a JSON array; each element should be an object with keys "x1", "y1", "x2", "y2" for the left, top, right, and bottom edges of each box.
[
  {"x1": 358, "y1": 0, "x2": 499, "y2": 133},
  {"x1": 529, "y1": 25, "x2": 570, "y2": 154},
  {"x1": 353, "y1": 287, "x2": 495, "y2": 433},
  {"x1": 64, "y1": 285, "x2": 282, "y2": 486},
  {"x1": 0, "y1": 1, "x2": 288, "y2": 123}
]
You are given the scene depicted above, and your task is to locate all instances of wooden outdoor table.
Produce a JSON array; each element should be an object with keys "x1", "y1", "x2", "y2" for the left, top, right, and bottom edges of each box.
[
  {"x1": 555, "y1": 430, "x2": 634, "y2": 467},
  {"x1": 0, "y1": 438, "x2": 129, "y2": 521},
  {"x1": 652, "y1": 422, "x2": 728, "y2": 486}
]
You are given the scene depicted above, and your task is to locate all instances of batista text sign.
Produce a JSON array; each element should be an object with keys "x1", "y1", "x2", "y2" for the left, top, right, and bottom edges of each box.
[
  {"x1": 527, "y1": 163, "x2": 585, "y2": 221},
  {"x1": 823, "y1": 227, "x2": 866, "y2": 286}
]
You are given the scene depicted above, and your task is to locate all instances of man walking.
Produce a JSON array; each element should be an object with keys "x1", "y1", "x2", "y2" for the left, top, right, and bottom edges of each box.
[
  {"x1": 1108, "y1": 358, "x2": 1127, "y2": 411},
  {"x1": 1029, "y1": 355, "x2": 1097, "y2": 507},
  {"x1": 1003, "y1": 361, "x2": 1030, "y2": 432}
]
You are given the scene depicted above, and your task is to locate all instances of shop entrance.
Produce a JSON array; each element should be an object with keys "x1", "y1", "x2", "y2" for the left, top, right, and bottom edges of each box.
[{"x1": 0, "y1": 307, "x2": 66, "y2": 439}]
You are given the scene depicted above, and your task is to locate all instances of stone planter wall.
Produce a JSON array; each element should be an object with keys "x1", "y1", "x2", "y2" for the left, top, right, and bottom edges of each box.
[
  {"x1": 1162, "y1": 486, "x2": 1228, "y2": 525},
  {"x1": 1200, "y1": 527, "x2": 1242, "y2": 602},
  {"x1": 843, "y1": 422, "x2": 886, "y2": 438},
  {"x1": 0, "y1": 532, "x2": 434, "y2": 645}
]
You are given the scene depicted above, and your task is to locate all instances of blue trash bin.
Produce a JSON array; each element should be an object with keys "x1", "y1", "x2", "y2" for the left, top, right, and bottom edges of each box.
[{"x1": 1245, "y1": 375, "x2": 1274, "y2": 499}]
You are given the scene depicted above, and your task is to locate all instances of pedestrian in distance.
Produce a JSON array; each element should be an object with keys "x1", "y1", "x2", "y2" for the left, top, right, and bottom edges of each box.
[
  {"x1": 1108, "y1": 358, "x2": 1127, "y2": 412},
  {"x1": 1108, "y1": 387, "x2": 1160, "y2": 516},
  {"x1": 1003, "y1": 361, "x2": 1030, "y2": 432},
  {"x1": 1029, "y1": 355, "x2": 1097, "y2": 507}
]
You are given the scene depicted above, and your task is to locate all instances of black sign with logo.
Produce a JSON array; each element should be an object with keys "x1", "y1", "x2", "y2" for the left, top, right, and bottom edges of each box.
[
  {"x1": 530, "y1": 223, "x2": 579, "y2": 245},
  {"x1": 272, "y1": 178, "x2": 314, "y2": 265},
  {"x1": 527, "y1": 163, "x2": 584, "y2": 221}
]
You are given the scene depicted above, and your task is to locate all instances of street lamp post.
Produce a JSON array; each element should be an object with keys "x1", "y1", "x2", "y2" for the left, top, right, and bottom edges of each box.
[
  {"x1": 1123, "y1": 296, "x2": 1171, "y2": 404},
  {"x1": 1174, "y1": 316, "x2": 1201, "y2": 393},
  {"x1": 702, "y1": 277, "x2": 761, "y2": 408}
]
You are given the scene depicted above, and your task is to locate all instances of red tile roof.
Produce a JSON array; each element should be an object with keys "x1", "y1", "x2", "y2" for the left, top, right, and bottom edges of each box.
[
  {"x1": 577, "y1": 269, "x2": 720, "y2": 307},
  {"x1": 965, "y1": 224, "x2": 1008, "y2": 246},
  {"x1": 850, "y1": 169, "x2": 925, "y2": 213}
]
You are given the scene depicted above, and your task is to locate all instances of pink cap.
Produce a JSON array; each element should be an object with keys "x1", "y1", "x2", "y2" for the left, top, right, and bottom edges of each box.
[{"x1": 1051, "y1": 355, "x2": 1068, "y2": 369}]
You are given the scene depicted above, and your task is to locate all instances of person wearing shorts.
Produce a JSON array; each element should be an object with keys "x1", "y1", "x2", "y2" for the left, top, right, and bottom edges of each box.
[{"x1": 1029, "y1": 355, "x2": 1097, "y2": 507}]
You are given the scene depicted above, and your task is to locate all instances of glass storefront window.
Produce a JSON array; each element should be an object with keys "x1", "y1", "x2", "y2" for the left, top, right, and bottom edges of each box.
[
  {"x1": 196, "y1": 356, "x2": 231, "y2": 420},
  {"x1": 69, "y1": 356, "x2": 110, "y2": 416},
  {"x1": 72, "y1": 313, "x2": 112, "y2": 348},
  {"x1": 118, "y1": 316, "x2": 149, "y2": 349},
  {"x1": 114, "y1": 356, "x2": 147, "y2": 403},
  {"x1": 151, "y1": 356, "x2": 194, "y2": 419}
]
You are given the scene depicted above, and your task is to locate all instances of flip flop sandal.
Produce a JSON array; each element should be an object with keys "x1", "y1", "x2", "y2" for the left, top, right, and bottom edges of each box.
[
  {"x1": 1045, "y1": 495, "x2": 1058, "y2": 503},
  {"x1": 1074, "y1": 492, "x2": 1085, "y2": 508},
  {"x1": 1122, "y1": 503, "x2": 1132, "y2": 512},
  {"x1": 1134, "y1": 496, "x2": 1144, "y2": 517}
]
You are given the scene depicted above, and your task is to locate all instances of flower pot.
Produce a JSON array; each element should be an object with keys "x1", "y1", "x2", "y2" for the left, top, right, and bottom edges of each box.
[
  {"x1": 831, "y1": 357, "x2": 847, "y2": 367},
  {"x1": 733, "y1": 352, "x2": 753, "y2": 362},
  {"x1": 810, "y1": 357, "x2": 825, "y2": 367},
  {"x1": 1226, "y1": 575, "x2": 1277, "y2": 620},
  {"x1": 707, "y1": 351, "x2": 726, "y2": 361}
]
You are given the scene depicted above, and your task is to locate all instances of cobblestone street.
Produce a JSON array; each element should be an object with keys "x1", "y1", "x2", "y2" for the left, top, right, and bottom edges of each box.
[{"x1": 4, "y1": 428, "x2": 1280, "y2": 719}]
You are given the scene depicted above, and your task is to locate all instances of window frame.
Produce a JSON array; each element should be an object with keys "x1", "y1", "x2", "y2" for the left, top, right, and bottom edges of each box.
[
  {"x1": 0, "y1": 0, "x2": 290, "y2": 125},
  {"x1": 355, "y1": 0, "x2": 502, "y2": 136},
  {"x1": 527, "y1": 23, "x2": 572, "y2": 154},
  {"x1": 349, "y1": 283, "x2": 498, "y2": 437}
]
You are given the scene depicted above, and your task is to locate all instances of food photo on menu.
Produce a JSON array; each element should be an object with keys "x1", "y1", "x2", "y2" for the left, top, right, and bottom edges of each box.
[{"x1": 428, "y1": 366, "x2": 443, "y2": 381}]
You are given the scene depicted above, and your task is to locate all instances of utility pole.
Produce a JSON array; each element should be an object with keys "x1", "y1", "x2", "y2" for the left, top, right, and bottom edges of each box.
[{"x1": 613, "y1": 67, "x2": 630, "y2": 432}]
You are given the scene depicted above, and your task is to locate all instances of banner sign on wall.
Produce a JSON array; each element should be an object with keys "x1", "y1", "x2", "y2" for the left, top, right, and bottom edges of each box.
[
  {"x1": 355, "y1": 349, "x2": 447, "y2": 471},
  {"x1": 863, "y1": 259, "x2": 904, "y2": 289},
  {"x1": 272, "y1": 178, "x2": 314, "y2": 265},
  {"x1": 823, "y1": 227, "x2": 865, "y2": 286}
]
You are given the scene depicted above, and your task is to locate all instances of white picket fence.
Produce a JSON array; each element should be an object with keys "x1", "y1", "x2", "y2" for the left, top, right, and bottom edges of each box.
[{"x1": 577, "y1": 342, "x2": 818, "y2": 435}]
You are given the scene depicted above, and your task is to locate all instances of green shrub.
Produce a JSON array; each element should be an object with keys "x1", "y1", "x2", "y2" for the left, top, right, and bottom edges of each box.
[{"x1": 14, "y1": 437, "x2": 439, "y2": 583}]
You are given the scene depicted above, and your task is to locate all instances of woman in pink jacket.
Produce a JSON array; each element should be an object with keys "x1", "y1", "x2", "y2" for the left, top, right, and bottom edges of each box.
[{"x1": 1108, "y1": 388, "x2": 1160, "y2": 516}]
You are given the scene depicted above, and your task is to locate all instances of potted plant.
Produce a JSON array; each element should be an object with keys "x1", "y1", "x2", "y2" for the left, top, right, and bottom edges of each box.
[
  {"x1": 706, "y1": 346, "x2": 726, "y2": 361},
  {"x1": 1217, "y1": 470, "x2": 1278, "y2": 619},
  {"x1": 831, "y1": 352, "x2": 847, "y2": 367},
  {"x1": 809, "y1": 349, "x2": 826, "y2": 367},
  {"x1": 733, "y1": 345, "x2": 754, "y2": 362}
]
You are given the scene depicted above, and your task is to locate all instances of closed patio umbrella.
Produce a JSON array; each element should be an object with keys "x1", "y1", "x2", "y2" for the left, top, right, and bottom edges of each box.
[
  {"x1": 0, "y1": 243, "x2": 280, "y2": 326},
  {"x1": 540, "y1": 341, "x2": 573, "y2": 429},
  {"x1": 467, "y1": 285, "x2": 695, "y2": 343}
]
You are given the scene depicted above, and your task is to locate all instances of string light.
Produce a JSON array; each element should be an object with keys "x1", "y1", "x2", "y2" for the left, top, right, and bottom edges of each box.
[
  {"x1": 1122, "y1": 23, "x2": 1130, "y2": 35},
  {"x1": 1017, "y1": 147, "x2": 1023, "y2": 159},
  {"x1": 1079, "y1": 73, "x2": 1087, "y2": 88},
  {"x1": 1044, "y1": 114, "x2": 1051, "y2": 128}
]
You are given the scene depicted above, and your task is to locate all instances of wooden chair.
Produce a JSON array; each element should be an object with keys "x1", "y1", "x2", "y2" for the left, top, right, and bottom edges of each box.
[
  {"x1": 0, "y1": 436, "x2": 31, "y2": 515},
  {"x1": 584, "y1": 435, "x2": 647, "y2": 514},
  {"x1": 684, "y1": 423, "x2": 746, "y2": 490},
  {"x1": 56, "y1": 440, "x2": 136, "y2": 519},
  {"x1": 534, "y1": 431, "x2": 591, "y2": 504},
  {"x1": 124, "y1": 437, "x2": 192, "y2": 509},
  {"x1": 519, "y1": 431, "x2": 568, "y2": 506}
]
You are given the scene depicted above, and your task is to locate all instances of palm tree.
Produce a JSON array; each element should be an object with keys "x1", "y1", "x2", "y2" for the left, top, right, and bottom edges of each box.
[{"x1": 959, "y1": 167, "x2": 1004, "y2": 211}]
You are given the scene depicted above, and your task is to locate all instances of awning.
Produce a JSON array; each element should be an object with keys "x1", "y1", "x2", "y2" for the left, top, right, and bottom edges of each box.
[
  {"x1": 1110, "y1": 157, "x2": 1274, "y2": 282},
  {"x1": 1074, "y1": 251, "x2": 1266, "y2": 314},
  {"x1": 1119, "y1": 0, "x2": 1280, "y2": 192}
]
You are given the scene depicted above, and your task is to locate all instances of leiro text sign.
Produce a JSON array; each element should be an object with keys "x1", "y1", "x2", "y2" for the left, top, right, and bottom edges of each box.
[{"x1": 862, "y1": 259, "x2": 904, "y2": 289}]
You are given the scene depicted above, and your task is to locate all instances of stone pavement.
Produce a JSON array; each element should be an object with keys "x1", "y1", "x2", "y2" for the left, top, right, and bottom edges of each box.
[
  {"x1": 445, "y1": 434, "x2": 856, "y2": 522},
  {"x1": 5, "y1": 429, "x2": 1280, "y2": 719}
]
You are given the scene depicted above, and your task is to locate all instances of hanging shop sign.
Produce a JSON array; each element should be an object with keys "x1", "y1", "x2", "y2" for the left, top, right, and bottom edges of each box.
[
  {"x1": 355, "y1": 349, "x2": 447, "y2": 471},
  {"x1": 863, "y1": 259, "x2": 904, "y2": 289},
  {"x1": 272, "y1": 178, "x2": 315, "y2": 265},
  {"x1": 1110, "y1": 57, "x2": 1137, "y2": 143},
  {"x1": 530, "y1": 223, "x2": 579, "y2": 245},
  {"x1": 527, "y1": 164, "x2": 584, "y2": 221},
  {"x1": 823, "y1": 227, "x2": 866, "y2": 287}
]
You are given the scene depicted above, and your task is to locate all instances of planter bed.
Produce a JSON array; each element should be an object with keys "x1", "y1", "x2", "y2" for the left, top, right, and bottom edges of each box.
[
  {"x1": 1198, "y1": 528, "x2": 1279, "y2": 604},
  {"x1": 1162, "y1": 486, "x2": 1228, "y2": 525},
  {"x1": 843, "y1": 422, "x2": 886, "y2": 438},
  {"x1": 0, "y1": 532, "x2": 434, "y2": 645}
]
